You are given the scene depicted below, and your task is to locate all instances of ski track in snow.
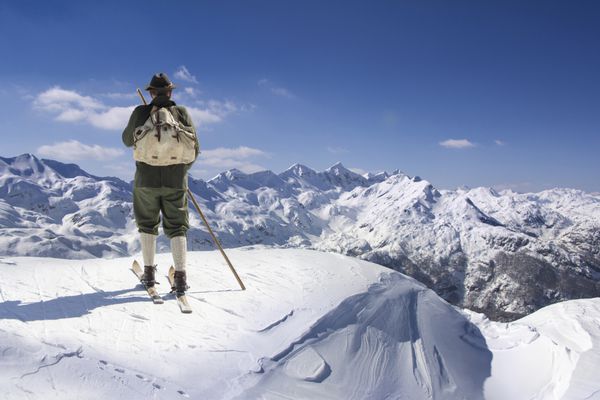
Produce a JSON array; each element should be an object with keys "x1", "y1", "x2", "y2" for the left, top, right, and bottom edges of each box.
[
  {"x1": 20, "y1": 347, "x2": 84, "y2": 378},
  {"x1": 0, "y1": 249, "x2": 398, "y2": 398},
  {"x1": 0, "y1": 248, "x2": 599, "y2": 399}
]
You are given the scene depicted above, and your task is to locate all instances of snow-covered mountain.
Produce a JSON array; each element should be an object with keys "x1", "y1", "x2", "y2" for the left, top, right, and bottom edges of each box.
[
  {"x1": 0, "y1": 153, "x2": 599, "y2": 321},
  {"x1": 0, "y1": 249, "x2": 598, "y2": 400},
  {"x1": 0, "y1": 154, "x2": 133, "y2": 258}
]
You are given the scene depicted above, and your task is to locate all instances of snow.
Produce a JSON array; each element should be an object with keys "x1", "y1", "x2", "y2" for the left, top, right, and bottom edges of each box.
[
  {"x1": 0, "y1": 248, "x2": 599, "y2": 399},
  {"x1": 464, "y1": 300, "x2": 600, "y2": 400},
  {"x1": 0, "y1": 152, "x2": 599, "y2": 320}
]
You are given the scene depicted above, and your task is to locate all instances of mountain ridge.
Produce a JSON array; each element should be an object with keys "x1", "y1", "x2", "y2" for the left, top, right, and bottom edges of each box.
[{"x1": 0, "y1": 153, "x2": 598, "y2": 321}]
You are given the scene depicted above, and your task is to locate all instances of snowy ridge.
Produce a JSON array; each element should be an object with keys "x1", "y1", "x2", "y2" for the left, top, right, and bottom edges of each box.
[
  {"x1": 237, "y1": 273, "x2": 492, "y2": 399},
  {"x1": 0, "y1": 153, "x2": 599, "y2": 320},
  {"x1": 0, "y1": 249, "x2": 598, "y2": 399},
  {"x1": 464, "y1": 299, "x2": 600, "y2": 399}
]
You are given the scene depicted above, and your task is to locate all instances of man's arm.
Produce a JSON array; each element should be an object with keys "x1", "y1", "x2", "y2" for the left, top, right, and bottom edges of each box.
[{"x1": 122, "y1": 105, "x2": 146, "y2": 147}]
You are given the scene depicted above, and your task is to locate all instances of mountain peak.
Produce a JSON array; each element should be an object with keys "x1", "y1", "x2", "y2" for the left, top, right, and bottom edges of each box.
[
  {"x1": 364, "y1": 170, "x2": 390, "y2": 184},
  {"x1": 0, "y1": 153, "x2": 108, "y2": 182},
  {"x1": 0, "y1": 153, "x2": 47, "y2": 178},
  {"x1": 225, "y1": 168, "x2": 246, "y2": 178},
  {"x1": 325, "y1": 161, "x2": 349, "y2": 172},
  {"x1": 324, "y1": 161, "x2": 363, "y2": 177},
  {"x1": 216, "y1": 168, "x2": 246, "y2": 179},
  {"x1": 207, "y1": 168, "x2": 249, "y2": 187},
  {"x1": 0, "y1": 153, "x2": 40, "y2": 164},
  {"x1": 320, "y1": 162, "x2": 368, "y2": 189},
  {"x1": 17, "y1": 152, "x2": 38, "y2": 160},
  {"x1": 282, "y1": 163, "x2": 317, "y2": 177}
]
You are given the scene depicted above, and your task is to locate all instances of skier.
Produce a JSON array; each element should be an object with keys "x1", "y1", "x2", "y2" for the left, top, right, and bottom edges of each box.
[{"x1": 122, "y1": 72, "x2": 199, "y2": 295}]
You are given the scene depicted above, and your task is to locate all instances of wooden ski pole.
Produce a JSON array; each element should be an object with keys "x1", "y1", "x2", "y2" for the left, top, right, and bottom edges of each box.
[
  {"x1": 136, "y1": 88, "x2": 246, "y2": 290},
  {"x1": 186, "y1": 189, "x2": 246, "y2": 290},
  {"x1": 136, "y1": 88, "x2": 146, "y2": 105}
]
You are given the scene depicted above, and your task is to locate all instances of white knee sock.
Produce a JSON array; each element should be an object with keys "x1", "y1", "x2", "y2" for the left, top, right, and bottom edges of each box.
[
  {"x1": 140, "y1": 232, "x2": 157, "y2": 266},
  {"x1": 171, "y1": 236, "x2": 187, "y2": 272}
]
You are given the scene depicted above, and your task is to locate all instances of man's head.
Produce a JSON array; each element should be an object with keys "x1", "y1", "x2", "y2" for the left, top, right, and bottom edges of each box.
[{"x1": 145, "y1": 72, "x2": 176, "y2": 98}]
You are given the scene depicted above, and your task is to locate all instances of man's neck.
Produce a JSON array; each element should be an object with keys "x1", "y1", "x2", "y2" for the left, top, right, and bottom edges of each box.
[{"x1": 151, "y1": 95, "x2": 175, "y2": 108}]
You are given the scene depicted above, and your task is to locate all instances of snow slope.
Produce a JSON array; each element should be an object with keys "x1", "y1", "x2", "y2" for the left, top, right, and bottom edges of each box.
[
  {"x1": 0, "y1": 248, "x2": 598, "y2": 399},
  {"x1": 1, "y1": 153, "x2": 599, "y2": 320},
  {"x1": 464, "y1": 299, "x2": 600, "y2": 400}
]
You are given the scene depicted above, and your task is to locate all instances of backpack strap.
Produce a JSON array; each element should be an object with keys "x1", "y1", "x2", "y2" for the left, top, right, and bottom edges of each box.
[
  {"x1": 169, "y1": 106, "x2": 183, "y2": 124},
  {"x1": 154, "y1": 106, "x2": 162, "y2": 142}
]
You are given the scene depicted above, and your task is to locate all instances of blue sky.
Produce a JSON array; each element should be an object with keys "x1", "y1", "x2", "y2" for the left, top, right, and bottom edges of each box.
[{"x1": 0, "y1": 0, "x2": 598, "y2": 192}]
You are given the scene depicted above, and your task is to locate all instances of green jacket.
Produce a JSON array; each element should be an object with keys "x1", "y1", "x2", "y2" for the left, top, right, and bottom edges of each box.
[{"x1": 122, "y1": 96, "x2": 199, "y2": 189}]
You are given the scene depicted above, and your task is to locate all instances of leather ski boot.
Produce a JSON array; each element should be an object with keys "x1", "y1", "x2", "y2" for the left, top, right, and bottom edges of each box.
[
  {"x1": 173, "y1": 270, "x2": 189, "y2": 295},
  {"x1": 141, "y1": 265, "x2": 157, "y2": 287}
]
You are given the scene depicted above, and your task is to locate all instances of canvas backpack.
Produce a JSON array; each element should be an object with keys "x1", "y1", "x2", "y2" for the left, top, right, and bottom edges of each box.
[{"x1": 133, "y1": 106, "x2": 196, "y2": 166}]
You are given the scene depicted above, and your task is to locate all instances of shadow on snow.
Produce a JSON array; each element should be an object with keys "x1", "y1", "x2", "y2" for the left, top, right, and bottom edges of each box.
[{"x1": 0, "y1": 287, "x2": 150, "y2": 322}]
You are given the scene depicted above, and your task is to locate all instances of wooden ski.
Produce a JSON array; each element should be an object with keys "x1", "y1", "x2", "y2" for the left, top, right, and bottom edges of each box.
[
  {"x1": 131, "y1": 260, "x2": 164, "y2": 304},
  {"x1": 167, "y1": 266, "x2": 192, "y2": 313}
]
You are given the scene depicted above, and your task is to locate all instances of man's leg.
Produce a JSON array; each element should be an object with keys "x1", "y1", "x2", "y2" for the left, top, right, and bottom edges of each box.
[
  {"x1": 170, "y1": 235, "x2": 187, "y2": 272},
  {"x1": 160, "y1": 188, "x2": 190, "y2": 293},
  {"x1": 140, "y1": 231, "x2": 157, "y2": 265},
  {"x1": 133, "y1": 187, "x2": 161, "y2": 286}
]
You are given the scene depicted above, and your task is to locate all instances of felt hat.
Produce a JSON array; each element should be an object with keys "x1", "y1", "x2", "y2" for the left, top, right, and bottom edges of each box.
[{"x1": 145, "y1": 73, "x2": 176, "y2": 90}]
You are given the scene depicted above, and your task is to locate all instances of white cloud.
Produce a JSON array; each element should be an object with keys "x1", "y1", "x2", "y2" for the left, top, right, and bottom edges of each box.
[
  {"x1": 439, "y1": 139, "x2": 476, "y2": 149},
  {"x1": 495, "y1": 139, "x2": 506, "y2": 146},
  {"x1": 54, "y1": 109, "x2": 88, "y2": 123},
  {"x1": 34, "y1": 85, "x2": 240, "y2": 131},
  {"x1": 34, "y1": 86, "x2": 104, "y2": 112},
  {"x1": 187, "y1": 107, "x2": 223, "y2": 125},
  {"x1": 184, "y1": 87, "x2": 199, "y2": 97},
  {"x1": 258, "y1": 78, "x2": 295, "y2": 99},
  {"x1": 34, "y1": 86, "x2": 135, "y2": 130},
  {"x1": 37, "y1": 140, "x2": 124, "y2": 161},
  {"x1": 206, "y1": 99, "x2": 238, "y2": 115},
  {"x1": 187, "y1": 99, "x2": 239, "y2": 127},
  {"x1": 88, "y1": 106, "x2": 136, "y2": 130},
  {"x1": 195, "y1": 146, "x2": 269, "y2": 175},
  {"x1": 174, "y1": 66, "x2": 198, "y2": 84}
]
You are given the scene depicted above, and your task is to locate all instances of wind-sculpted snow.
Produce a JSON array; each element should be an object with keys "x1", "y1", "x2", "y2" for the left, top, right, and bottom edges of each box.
[
  {"x1": 236, "y1": 273, "x2": 493, "y2": 399},
  {"x1": 0, "y1": 249, "x2": 598, "y2": 399},
  {"x1": 463, "y1": 298, "x2": 600, "y2": 400},
  {"x1": 0, "y1": 153, "x2": 599, "y2": 320}
]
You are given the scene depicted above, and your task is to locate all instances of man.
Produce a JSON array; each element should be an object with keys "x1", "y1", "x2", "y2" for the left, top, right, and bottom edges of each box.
[{"x1": 122, "y1": 72, "x2": 199, "y2": 294}]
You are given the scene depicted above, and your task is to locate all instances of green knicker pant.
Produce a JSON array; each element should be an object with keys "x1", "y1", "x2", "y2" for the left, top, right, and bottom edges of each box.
[{"x1": 133, "y1": 187, "x2": 189, "y2": 238}]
